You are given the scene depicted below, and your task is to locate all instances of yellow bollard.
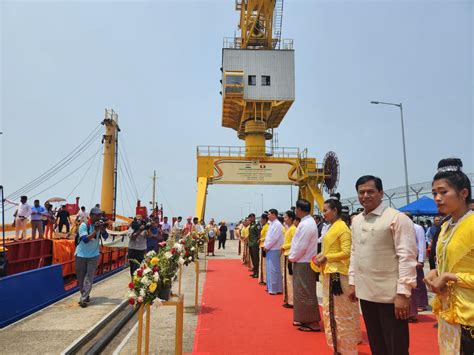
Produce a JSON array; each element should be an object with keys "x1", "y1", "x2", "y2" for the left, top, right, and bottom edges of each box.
[
  {"x1": 175, "y1": 295, "x2": 184, "y2": 355},
  {"x1": 178, "y1": 265, "x2": 183, "y2": 295},
  {"x1": 137, "y1": 304, "x2": 144, "y2": 355},
  {"x1": 194, "y1": 259, "x2": 200, "y2": 312},
  {"x1": 145, "y1": 303, "x2": 151, "y2": 355}
]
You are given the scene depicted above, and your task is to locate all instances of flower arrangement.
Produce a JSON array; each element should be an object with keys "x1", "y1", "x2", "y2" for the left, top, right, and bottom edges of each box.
[
  {"x1": 127, "y1": 228, "x2": 208, "y2": 305},
  {"x1": 127, "y1": 250, "x2": 161, "y2": 306}
]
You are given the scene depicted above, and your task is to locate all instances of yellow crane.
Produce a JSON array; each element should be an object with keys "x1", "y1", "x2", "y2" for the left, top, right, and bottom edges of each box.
[{"x1": 195, "y1": 0, "x2": 339, "y2": 220}]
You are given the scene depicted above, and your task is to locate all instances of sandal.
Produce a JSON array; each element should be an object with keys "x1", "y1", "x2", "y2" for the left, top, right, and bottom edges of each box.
[
  {"x1": 292, "y1": 322, "x2": 303, "y2": 327},
  {"x1": 298, "y1": 326, "x2": 321, "y2": 332}
]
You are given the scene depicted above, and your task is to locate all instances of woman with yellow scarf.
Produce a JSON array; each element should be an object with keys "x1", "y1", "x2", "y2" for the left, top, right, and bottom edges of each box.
[
  {"x1": 313, "y1": 193, "x2": 361, "y2": 354},
  {"x1": 425, "y1": 158, "x2": 474, "y2": 354}
]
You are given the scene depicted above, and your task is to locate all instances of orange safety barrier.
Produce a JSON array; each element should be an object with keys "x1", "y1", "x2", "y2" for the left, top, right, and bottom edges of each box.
[{"x1": 52, "y1": 239, "x2": 76, "y2": 277}]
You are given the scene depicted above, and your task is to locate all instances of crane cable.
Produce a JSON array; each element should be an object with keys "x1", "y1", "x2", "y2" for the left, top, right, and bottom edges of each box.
[
  {"x1": 66, "y1": 142, "x2": 102, "y2": 200},
  {"x1": 3, "y1": 146, "x2": 103, "y2": 213},
  {"x1": 6, "y1": 125, "x2": 102, "y2": 200}
]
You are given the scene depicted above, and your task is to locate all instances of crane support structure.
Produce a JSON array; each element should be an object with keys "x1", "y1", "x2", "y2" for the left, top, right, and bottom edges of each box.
[
  {"x1": 100, "y1": 109, "x2": 120, "y2": 219},
  {"x1": 195, "y1": 1, "x2": 330, "y2": 221}
]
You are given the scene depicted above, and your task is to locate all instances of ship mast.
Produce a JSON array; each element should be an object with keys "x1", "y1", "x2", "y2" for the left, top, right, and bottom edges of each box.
[{"x1": 100, "y1": 109, "x2": 120, "y2": 219}]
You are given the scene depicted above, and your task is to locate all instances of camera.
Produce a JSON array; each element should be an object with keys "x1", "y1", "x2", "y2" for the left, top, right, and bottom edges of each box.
[
  {"x1": 130, "y1": 218, "x2": 152, "y2": 232},
  {"x1": 94, "y1": 217, "x2": 108, "y2": 229}
]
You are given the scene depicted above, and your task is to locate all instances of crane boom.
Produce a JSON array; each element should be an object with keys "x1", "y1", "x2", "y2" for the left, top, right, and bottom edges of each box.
[{"x1": 236, "y1": 0, "x2": 279, "y2": 49}]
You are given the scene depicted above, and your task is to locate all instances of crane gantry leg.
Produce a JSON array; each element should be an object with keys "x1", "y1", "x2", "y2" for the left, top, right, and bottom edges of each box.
[{"x1": 195, "y1": 177, "x2": 208, "y2": 222}]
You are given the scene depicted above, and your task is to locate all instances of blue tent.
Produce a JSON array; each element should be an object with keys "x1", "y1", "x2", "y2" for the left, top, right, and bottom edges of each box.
[{"x1": 398, "y1": 196, "x2": 438, "y2": 216}]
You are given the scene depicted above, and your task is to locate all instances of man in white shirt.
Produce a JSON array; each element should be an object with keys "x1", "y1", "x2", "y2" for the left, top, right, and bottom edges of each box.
[
  {"x1": 77, "y1": 206, "x2": 89, "y2": 223},
  {"x1": 288, "y1": 199, "x2": 321, "y2": 332},
  {"x1": 263, "y1": 209, "x2": 284, "y2": 295},
  {"x1": 160, "y1": 216, "x2": 171, "y2": 241},
  {"x1": 349, "y1": 176, "x2": 416, "y2": 355},
  {"x1": 405, "y1": 213, "x2": 429, "y2": 315},
  {"x1": 173, "y1": 216, "x2": 183, "y2": 233},
  {"x1": 14, "y1": 195, "x2": 32, "y2": 241}
]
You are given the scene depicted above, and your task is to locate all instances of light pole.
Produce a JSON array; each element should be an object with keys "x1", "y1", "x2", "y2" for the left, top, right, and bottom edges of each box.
[
  {"x1": 255, "y1": 193, "x2": 263, "y2": 215},
  {"x1": 370, "y1": 101, "x2": 410, "y2": 204}
]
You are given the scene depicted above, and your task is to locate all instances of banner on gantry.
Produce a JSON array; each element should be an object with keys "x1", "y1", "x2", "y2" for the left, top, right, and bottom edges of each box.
[{"x1": 211, "y1": 159, "x2": 298, "y2": 185}]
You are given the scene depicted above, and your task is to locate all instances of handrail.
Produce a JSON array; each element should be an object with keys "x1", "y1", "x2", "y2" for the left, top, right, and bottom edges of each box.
[
  {"x1": 196, "y1": 145, "x2": 301, "y2": 158},
  {"x1": 223, "y1": 37, "x2": 294, "y2": 50}
]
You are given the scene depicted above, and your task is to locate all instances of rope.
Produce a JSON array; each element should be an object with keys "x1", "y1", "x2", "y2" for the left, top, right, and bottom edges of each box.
[
  {"x1": 7, "y1": 125, "x2": 102, "y2": 200},
  {"x1": 119, "y1": 136, "x2": 139, "y2": 197},
  {"x1": 66, "y1": 143, "x2": 101, "y2": 199}
]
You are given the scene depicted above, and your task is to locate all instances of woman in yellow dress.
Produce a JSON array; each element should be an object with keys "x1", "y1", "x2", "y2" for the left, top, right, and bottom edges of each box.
[
  {"x1": 313, "y1": 193, "x2": 361, "y2": 354},
  {"x1": 281, "y1": 210, "x2": 297, "y2": 308},
  {"x1": 425, "y1": 158, "x2": 474, "y2": 354}
]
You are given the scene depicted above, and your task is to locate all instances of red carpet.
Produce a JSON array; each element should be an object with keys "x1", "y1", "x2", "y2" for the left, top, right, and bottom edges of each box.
[{"x1": 192, "y1": 259, "x2": 439, "y2": 355}]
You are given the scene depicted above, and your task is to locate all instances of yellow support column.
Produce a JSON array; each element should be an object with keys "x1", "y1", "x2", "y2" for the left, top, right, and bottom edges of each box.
[
  {"x1": 297, "y1": 181, "x2": 324, "y2": 214},
  {"x1": 100, "y1": 110, "x2": 119, "y2": 217},
  {"x1": 244, "y1": 120, "x2": 267, "y2": 157},
  {"x1": 195, "y1": 177, "x2": 208, "y2": 222}
]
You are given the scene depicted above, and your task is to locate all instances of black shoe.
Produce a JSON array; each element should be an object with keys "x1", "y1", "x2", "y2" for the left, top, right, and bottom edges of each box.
[
  {"x1": 79, "y1": 302, "x2": 88, "y2": 308},
  {"x1": 85, "y1": 296, "x2": 90, "y2": 303},
  {"x1": 282, "y1": 303, "x2": 294, "y2": 309},
  {"x1": 252, "y1": 275, "x2": 258, "y2": 278}
]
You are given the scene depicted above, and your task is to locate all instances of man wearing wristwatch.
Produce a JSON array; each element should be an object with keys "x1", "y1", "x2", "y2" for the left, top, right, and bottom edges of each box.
[{"x1": 348, "y1": 176, "x2": 417, "y2": 355}]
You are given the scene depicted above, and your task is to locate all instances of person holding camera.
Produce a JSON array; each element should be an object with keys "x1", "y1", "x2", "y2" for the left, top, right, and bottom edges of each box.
[
  {"x1": 128, "y1": 216, "x2": 150, "y2": 278},
  {"x1": 75, "y1": 207, "x2": 109, "y2": 308}
]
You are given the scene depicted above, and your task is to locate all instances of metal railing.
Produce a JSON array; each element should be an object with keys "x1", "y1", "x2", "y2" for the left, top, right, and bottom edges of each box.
[
  {"x1": 223, "y1": 37, "x2": 294, "y2": 50},
  {"x1": 197, "y1": 145, "x2": 300, "y2": 158}
]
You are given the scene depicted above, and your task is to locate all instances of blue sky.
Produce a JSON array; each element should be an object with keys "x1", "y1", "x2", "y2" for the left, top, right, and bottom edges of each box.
[{"x1": 1, "y1": 0, "x2": 472, "y2": 222}]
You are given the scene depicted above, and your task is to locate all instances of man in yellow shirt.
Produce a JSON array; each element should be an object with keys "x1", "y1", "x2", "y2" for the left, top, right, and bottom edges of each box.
[
  {"x1": 240, "y1": 218, "x2": 250, "y2": 265},
  {"x1": 281, "y1": 210, "x2": 297, "y2": 308},
  {"x1": 259, "y1": 213, "x2": 269, "y2": 285}
]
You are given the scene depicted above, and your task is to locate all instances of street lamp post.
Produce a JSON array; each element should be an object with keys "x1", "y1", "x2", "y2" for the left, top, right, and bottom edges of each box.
[{"x1": 370, "y1": 101, "x2": 410, "y2": 204}]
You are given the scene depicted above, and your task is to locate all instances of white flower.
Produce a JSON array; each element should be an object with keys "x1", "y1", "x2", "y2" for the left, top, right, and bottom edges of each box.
[
  {"x1": 165, "y1": 251, "x2": 172, "y2": 259},
  {"x1": 146, "y1": 250, "x2": 156, "y2": 258},
  {"x1": 190, "y1": 247, "x2": 195, "y2": 251},
  {"x1": 142, "y1": 276, "x2": 151, "y2": 286},
  {"x1": 178, "y1": 257, "x2": 185, "y2": 265},
  {"x1": 188, "y1": 256, "x2": 193, "y2": 261},
  {"x1": 139, "y1": 288, "x2": 146, "y2": 297},
  {"x1": 127, "y1": 290, "x2": 137, "y2": 299},
  {"x1": 138, "y1": 296, "x2": 144, "y2": 303},
  {"x1": 153, "y1": 272, "x2": 159, "y2": 282},
  {"x1": 143, "y1": 267, "x2": 152, "y2": 275}
]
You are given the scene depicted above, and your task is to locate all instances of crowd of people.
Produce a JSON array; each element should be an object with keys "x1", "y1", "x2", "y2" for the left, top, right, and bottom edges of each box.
[
  {"x1": 10, "y1": 197, "x2": 95, "y2": 241},
  {"x1": 236, "y1": 158, "x2": 473, "y2": 355}
]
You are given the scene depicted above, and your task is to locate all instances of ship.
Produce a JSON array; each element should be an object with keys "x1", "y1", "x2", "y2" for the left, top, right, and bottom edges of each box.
[{"x1": 0, "y1": 110, "x2": 158, "y2": 328}]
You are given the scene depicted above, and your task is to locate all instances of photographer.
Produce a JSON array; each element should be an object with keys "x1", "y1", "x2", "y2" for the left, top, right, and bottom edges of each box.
[
  {"x1": 75, "y1": 207, "x2": 109, "y2": 308},
  {"x1": 128, "y1": 216, "x2": 150, "y2": 278},
  {"x1": 146, "y1": 220, "x2": 162, "y2": 253}
]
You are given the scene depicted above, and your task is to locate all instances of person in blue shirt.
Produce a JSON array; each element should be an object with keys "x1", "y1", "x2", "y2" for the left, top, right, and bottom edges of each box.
[
  {"x1": 146, "y1": 220, "x2": 161, "y2": 253},
  {"x1": 31, "y1": 199, "x2": 47, "y2": 239},
  {"x1": 75, "y1": 207, "x2": 108, "y2": 308}
]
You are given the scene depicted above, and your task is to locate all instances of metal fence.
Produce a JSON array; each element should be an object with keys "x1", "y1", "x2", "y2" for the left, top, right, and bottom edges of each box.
[{"x1": 341, "y1": 173, "x2": 474, "y2": 211}]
